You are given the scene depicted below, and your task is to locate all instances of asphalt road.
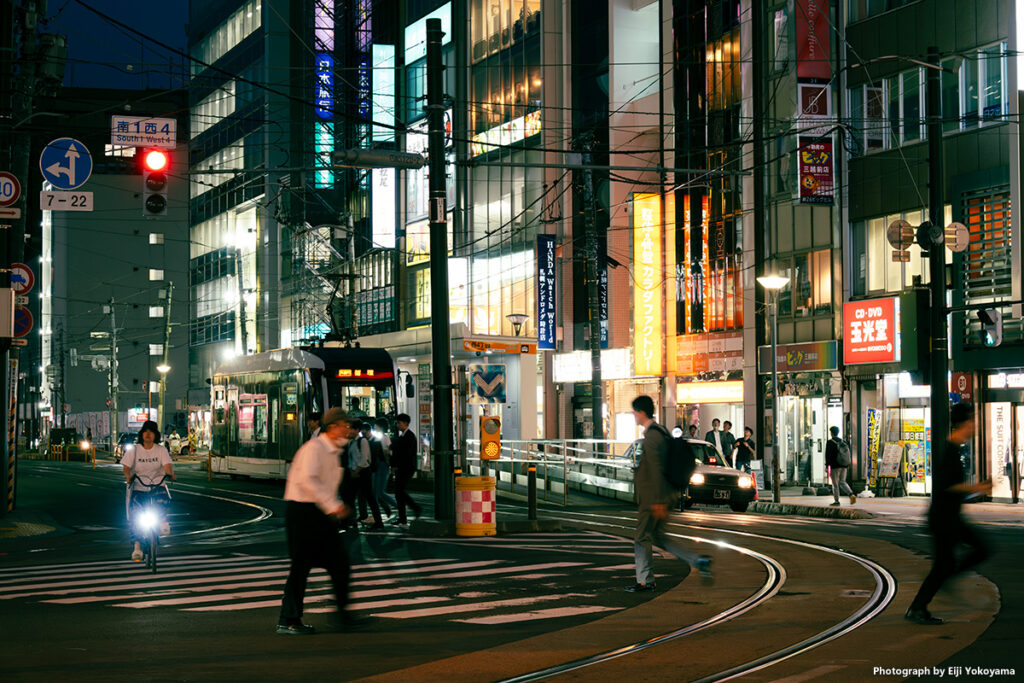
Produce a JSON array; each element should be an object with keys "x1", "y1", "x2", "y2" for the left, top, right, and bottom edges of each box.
[{"x1": 1, "y1": 460, "x2": 1021, "y2": 682}]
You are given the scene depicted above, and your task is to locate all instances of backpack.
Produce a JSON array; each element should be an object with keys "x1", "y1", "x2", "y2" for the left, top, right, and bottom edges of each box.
[
  {"x1": 651, "y1": 424, "x2": 698, "y2": 489},
  {"x1": 835, "y1": 438, "x2": 852, "y2": 467},
  {"x1": 367, "y1": 437, "x2": 385, "y2": 468}
]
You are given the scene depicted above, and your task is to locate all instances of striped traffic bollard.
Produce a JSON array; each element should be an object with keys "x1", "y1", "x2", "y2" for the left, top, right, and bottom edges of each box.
[{"x1": 455, "y1": 476, "x2": 496, "y2": 537}]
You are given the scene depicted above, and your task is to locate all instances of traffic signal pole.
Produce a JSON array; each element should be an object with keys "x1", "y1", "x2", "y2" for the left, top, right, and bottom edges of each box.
[
  {"x1": 426, "y1": 19, "x2": 455, "y2": 521},
  {"x1": 926, "y1": 46, "x2": 950, "y2": 456}
]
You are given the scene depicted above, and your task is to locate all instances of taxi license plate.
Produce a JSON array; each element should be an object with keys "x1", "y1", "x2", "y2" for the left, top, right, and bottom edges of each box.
[{"x1": 714, "y1": 489, "x2": 731, "y2": 500}]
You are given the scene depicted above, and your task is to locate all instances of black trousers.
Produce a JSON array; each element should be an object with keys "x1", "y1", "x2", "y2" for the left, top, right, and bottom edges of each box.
[
  {"x1": 355, "y1": 471, "x2": 382, "y2": 525},
  {"x1": 394, "y1": 469, "x2": 421, "y2": 523},
  {"x1": 910, "y1": 516, "x2": 989, "y2": 611},
  {"x1": 279, "y1": 501, "x2": 350, "y2": 623}
]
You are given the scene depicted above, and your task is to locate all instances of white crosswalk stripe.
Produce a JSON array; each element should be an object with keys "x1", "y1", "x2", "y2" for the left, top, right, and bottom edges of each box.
[{"x1": 1, "y1": 533, "x2": 640, "y2": 625}]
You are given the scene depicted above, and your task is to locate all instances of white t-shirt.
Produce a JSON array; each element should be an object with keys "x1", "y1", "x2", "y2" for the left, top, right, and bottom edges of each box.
[{"x1": 123, "y1": 443, "x2": 172, "y2": 491}]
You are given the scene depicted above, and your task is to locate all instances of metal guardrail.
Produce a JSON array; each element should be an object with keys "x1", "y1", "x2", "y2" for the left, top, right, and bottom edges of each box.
[{"x1": 465, "y1": 439, "x2": 637, "y2": 506}]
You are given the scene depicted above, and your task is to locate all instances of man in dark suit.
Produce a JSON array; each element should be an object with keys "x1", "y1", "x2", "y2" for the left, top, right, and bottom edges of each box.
[
  {"x1": 390, "y1": 413, "x2": 422, "y2": 525},
  {"x1": 704, "y1": 418, "x2": 726, "y2": 459},
  {"x1": 719, "y1": 421, "x2": 737, "y2": 468}
]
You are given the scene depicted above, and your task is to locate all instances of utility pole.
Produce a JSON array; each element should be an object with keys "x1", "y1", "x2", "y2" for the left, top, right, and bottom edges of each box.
[
  {"x1": 925, "y1": 46, "x2": 950, "y2": 456},
  {"x1": 580, "y1": 138, "x2": 604, "y2": 440},
  {"x1": 109, "y1": 299, "x2": 118, "y2": 443},
  {"x1": 158, "y1": 282, "x2": 173, "y2": 430},
  {"x1": 57, "y1": 323, "x2": 65, "y2": 428},
  {"x1": 426, "y1": 18, "x2": 455, "y2": 521}
]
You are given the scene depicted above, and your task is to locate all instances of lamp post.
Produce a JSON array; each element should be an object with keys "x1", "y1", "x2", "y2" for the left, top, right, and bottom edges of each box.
[
  {"x1": 156, "y1": 364, "x2": 170, "y2": 431},
  {"x1": 506, "y1": 313, "x2": 529, "y2": 337},
  {"x1": 757, "y1": 274, "x2": 789, "y2": 504}
]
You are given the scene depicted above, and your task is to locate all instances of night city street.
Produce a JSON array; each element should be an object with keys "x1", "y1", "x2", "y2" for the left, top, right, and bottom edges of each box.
[{"x1": 2, "y1": 458, "x2": 1022, "y2": 681}]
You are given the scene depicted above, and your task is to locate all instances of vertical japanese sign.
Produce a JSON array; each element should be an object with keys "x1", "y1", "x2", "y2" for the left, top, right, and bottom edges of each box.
[
  {"x1": 599, "y1": 265, "x2": 609, "y2": 349},
  {"x1": 796, "y1": 0, "x2": 831, "y2": 82},
  {"x1": 313, "y1": 1, "x2": 335, "y2": 189},
  {"x1": 536, "y1": 235, "x2": 556, "y2": 350},
  {"x1": 633, "y1": 193, "x2": 663, "y2": 376},
  {"x1": 417, "y1": 363, "x2": 432, "y2": 471},
  {"x1": 866, "y1": 407, "x2": 881, "y2": 487},
  {"x1": 798, "y1": 137, "x2": 834, "y2": 204}
]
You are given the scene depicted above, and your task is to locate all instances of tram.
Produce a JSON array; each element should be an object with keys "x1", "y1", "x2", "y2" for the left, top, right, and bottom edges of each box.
[{"x1": 209, "y1": 345, "x2": 401, "y2": 479}]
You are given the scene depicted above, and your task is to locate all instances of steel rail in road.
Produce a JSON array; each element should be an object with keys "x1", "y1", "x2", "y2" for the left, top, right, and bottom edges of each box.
[
  {"x1": 496, "y1": 508, "x2": 896, "y2": 683},
  {"x1": 27, "y1": 463, "x2": 273, "y2": 539}
]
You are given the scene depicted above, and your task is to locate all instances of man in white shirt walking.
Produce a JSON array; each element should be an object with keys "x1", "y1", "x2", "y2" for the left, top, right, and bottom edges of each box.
[{"x1": 277, "y1": 408, "x2": 359, "y2": 635}]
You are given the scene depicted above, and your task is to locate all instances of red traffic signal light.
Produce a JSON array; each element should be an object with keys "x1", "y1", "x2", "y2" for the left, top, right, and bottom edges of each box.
[{"x1": 144, "y1": 149, "x2": 168, "y2": 171}]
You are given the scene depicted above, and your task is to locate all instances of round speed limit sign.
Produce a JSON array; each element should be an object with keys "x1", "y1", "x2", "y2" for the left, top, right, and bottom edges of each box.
[{"x1": 0, "y1": 172, "x2": 21, "y2": 207}]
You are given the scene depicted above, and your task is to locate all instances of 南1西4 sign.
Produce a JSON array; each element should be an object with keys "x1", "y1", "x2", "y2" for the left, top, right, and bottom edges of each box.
[{"x1": 843, "y1": 298, "x2": 900, "y2": 365}]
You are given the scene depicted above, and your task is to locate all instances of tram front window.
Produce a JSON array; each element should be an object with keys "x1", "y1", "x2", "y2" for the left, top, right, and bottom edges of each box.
[{"x1": 328, "y1": 383, "x2": 395, "y2": 420}]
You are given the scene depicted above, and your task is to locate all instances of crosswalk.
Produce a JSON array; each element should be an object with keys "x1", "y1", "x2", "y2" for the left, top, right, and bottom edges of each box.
[{"x1": 0, "y1": 532, "x2": 649, "y2": 626}]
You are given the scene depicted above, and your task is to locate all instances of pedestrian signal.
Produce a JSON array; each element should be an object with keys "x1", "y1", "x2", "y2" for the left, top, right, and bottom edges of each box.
[
  {"x1": 480, "y1": 416, "x2": 501, "y2": 460},
  {"x1": 978, "y1": 309, "x2": 1002, "y2": 347},
  {"x1": 142, "y1": 149, "x2": 169, "y2": 217}
]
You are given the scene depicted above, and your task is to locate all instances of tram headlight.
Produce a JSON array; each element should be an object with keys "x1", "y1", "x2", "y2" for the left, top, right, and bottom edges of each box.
[
  {"x1": 690, "y1": 472, "x2": 705, "y2": 486},
  {"x1": 737, "y1": 475, "x2": 753, "y2": 489}
]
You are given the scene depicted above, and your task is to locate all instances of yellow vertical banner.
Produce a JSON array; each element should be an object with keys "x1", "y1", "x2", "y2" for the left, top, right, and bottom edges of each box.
[
  {"x1": 664, "y1": 192, "x2": 677, "y2": 374},
  {"x1": 633, "y1": 193, "x2": 663, "y2": 376}
]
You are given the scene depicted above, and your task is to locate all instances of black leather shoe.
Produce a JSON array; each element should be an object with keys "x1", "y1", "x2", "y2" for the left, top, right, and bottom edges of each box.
[
  {"x1": 905, "y1": 608, "x2": 943, "y2": 625},
  {"x1": 624, "y1": 582, "x2": 656, "y2": 593},
  {"x1": 276, "y1": 621, "x2": 315, "y2": 635}
]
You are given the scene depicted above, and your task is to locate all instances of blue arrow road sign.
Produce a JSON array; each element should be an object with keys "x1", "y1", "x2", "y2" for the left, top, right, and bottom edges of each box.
[{"x1": 40, "y1": 138, "x2": 93, "y2": 190}]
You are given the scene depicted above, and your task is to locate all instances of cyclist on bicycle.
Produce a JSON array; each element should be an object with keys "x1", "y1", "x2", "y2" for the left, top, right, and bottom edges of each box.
[{"x1": 122, "y1": 420, "x2": 176, "y2": 561}]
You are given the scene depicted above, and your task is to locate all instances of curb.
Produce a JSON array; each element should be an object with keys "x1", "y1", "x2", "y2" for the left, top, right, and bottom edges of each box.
[{"x1": 748, "y1": 501, "x2": 874, "y2": 519}]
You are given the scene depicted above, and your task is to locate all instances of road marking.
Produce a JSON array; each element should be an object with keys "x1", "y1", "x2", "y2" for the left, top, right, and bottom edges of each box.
[
  {"x1": 308, "y1": 595, "x2": 451, "y2": 613},
  {"x1": 428, "y1": 562, "x2": 588, "y2": 580},
  {"x1": 371, "y1": 593, "x2": 596, "y2": 619},
  {"x1": 0, "y1": 554, "x2": 221, "y2": 575},
  {"x1": 455, "y1": 605, "x2": 619, "y2": 624},
  {"x1": 0, "y1": 555, "x2": 277, "y2": 584}
]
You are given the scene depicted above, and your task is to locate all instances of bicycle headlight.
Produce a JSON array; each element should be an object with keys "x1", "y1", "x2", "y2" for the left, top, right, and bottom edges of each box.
[
  {"x1": 738, "y1": 475, "x2": 753, "y2": 489},
  {"x1": 137, "y1": 509, "x2": 158, "y2": 531},
  {"x1": 690, "y1": 472, "x2": 705, "y2": 486}
]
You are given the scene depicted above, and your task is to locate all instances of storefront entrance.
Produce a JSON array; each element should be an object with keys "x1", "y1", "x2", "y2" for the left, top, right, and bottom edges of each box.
[{"x1": 986, "y1": 402, "x2": 1024, "y2": 503}]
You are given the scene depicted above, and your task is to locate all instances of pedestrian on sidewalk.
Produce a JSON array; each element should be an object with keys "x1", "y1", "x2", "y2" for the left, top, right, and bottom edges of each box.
[
  {"x1": 355, "y1": 422, "x2": 384, "y2": 530},
  {"x1": 627, "y1": 395, "x2": 712, "y2": 593},
  {"x1": 276, "y1": 408, "x2": 361, "y2": 635},
  {"x1": 371, "y1": 418, "x2": 397, "y2": 518},
  {"x1": 825, "y1": 426, "x2": 856, "y2": 506},
  {"x1": 720, "y1": 421, "x2": 737, "y2": 467},
  {"x1": 906, "y1": 402, "x2": 992, "y2": 626},
  {"x1": 687, "y1": 424, "x2": 698, "y2": 438},
  {"x1": 390, "y1": 413, "x2": 422, "y2": 526},
  {"x1": 704, "y1": 418, "x2": 725, "y2": 457},
  {"x1": 734, "y1": 427, "x2": 756, "y2": 473}
]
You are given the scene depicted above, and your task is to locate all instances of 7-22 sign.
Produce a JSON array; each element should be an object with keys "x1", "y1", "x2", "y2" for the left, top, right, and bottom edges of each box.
[{"x1": 40, "y1": 191, "x2": 93, "y2": 212}]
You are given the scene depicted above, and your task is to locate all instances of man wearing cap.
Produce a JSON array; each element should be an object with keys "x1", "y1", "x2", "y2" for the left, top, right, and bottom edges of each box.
[{"x1": 277, "y1": 407, "x2": 360, "y2": 635}]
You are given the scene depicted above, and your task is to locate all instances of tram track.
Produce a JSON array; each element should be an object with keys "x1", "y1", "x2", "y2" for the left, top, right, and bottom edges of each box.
[{"x1": 495, "y1": 507, "x2": 897, "y2": 683}]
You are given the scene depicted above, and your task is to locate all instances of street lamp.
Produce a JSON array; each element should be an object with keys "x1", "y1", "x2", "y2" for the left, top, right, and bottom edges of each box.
[
  {"x1": 757, "y1": 274, "x2": 789, "y2": 504},
  {"x1": 156, "y1": 364, "x2": 170, "y2": 432},
  {"x1": 506, "y1": 313, "x2": 529, "y2": 337}
]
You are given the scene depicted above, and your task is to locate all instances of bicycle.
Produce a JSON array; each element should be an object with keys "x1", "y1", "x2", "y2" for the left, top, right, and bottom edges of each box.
[{"x1": 127, "y1": 474, "x2": 171, "y2": 573}]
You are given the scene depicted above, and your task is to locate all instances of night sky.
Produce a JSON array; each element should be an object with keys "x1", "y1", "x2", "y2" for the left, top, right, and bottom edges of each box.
[{"x1": 46, "y1": 0, "x2": 188, "y2": 90}]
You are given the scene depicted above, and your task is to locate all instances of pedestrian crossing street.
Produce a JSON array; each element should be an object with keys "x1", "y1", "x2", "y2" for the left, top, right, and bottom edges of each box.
[{"x1": 0, "y1": 532, "x2": 655, "y2": 626}]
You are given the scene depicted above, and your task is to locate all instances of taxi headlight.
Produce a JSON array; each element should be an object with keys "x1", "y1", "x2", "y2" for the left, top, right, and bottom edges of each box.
[
  {"x1": 738, "y1": 475, "x2": 753, "y2": 489},
  {"x1": 690, "y1": 472, "x2": 705, "y2": 486}
]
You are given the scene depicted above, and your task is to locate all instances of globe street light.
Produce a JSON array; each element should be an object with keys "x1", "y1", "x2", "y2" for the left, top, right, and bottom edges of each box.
[{"x1": 757, "y1": 274, "x2": 789, "y2": 504}]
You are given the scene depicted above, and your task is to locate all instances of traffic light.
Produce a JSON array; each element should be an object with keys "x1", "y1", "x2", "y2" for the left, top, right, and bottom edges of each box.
[
  {"x1": 480, "y1": 415, "x2": 501, "y2": 460},
  {"x1": 142, "y1": 149, "x2": 169, "y2": 217},
  {"x1": 979, "y1": 309, "x2": 1003, "y2": 347}
]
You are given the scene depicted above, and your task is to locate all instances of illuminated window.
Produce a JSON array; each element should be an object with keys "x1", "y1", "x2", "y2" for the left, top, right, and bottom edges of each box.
[
  {"x1": 149, "y1": 269, "x2": 164, "y2": 281},
  {"x1": 191, "y1": 138, "x2": 245, "y2": 198},
  {"x1": 149, "y1": 233, "x2": 164, "y2": 245},
  {"x1": 191, "y1": 81, "x2": 236, "y2": 138},
  {"x1": 149, "y1": 343, "x2": 163, "y2": 356},
  {"x1": 149, "y1": 306, "x2": 164, "y2": 318},
  {"x1": 191, "y1": 0, "x2": 262, "y2": 76}
]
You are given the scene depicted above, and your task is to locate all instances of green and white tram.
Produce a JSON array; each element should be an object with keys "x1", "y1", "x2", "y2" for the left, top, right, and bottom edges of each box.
[{"x1": 209, "y1": 346, "x2": 400, "y2": 479}]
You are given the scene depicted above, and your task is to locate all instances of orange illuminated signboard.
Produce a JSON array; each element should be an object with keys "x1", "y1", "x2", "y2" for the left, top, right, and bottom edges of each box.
[
  {"x1": 335, "y1": 368, "x2": 394, "y2": 380},
  {"x1": 633, "y1": 193, "x2": 663, "y2": 376},
  {"x1": 462, "y1": 339, "x2": 537, "y2": 354},
  {"x1": 843, "y1": 298, "x2": 900, "y2": 365}
]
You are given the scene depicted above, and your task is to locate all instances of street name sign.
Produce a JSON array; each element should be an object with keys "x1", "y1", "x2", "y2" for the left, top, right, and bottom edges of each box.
[
  {"x1": 40, "y1": 191, "x2": 93, "y2": 211},
  {"x1": 111, "y1": 116, "x2": 176, "y2": 149},
  {"x1": 0, "y1": 171, "x2": 21, "y2": 207},
  {"x1": 40, "y1": 138, "x2": 93, "y2": 190}
]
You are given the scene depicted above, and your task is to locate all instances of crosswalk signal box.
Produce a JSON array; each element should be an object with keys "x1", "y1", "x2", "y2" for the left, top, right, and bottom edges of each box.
[{"x1": 480, "y1": 416, "x2": 501, "y2": 460}]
